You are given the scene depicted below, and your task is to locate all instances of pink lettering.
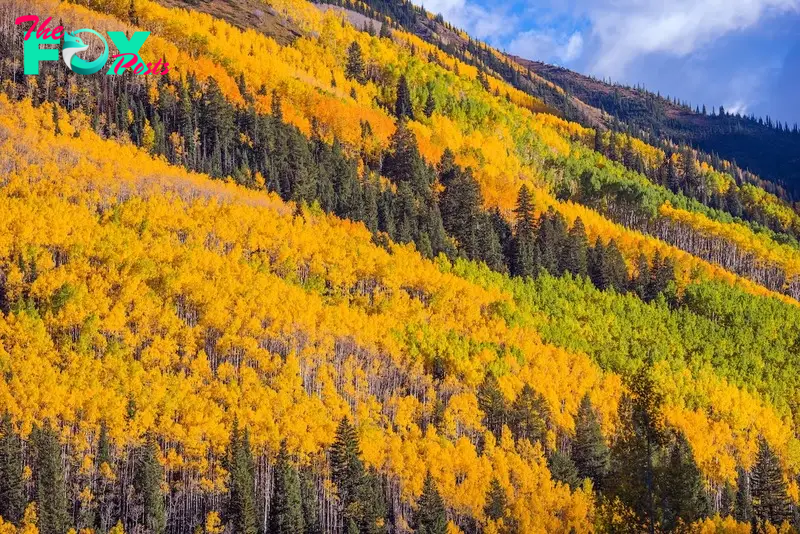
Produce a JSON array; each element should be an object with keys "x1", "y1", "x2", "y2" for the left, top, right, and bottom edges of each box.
[
  {"x1": 14, "y1": 15, "x2": 62, "y2": 41},
  {"x1": 109, "y1": 52, "x2": 139, "y2": 74},
  {"x1": 15, "y1": 15, "x2": 39, "y2": 41}
]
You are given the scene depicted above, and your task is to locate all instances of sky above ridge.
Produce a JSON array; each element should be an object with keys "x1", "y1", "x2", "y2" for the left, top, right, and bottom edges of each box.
[{"x1": 418, "y1": 0, "x2": 800, "y2": 125}]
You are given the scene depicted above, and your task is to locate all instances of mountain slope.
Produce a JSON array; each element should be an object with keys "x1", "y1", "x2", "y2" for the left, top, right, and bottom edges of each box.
[
  {"x1": 1, "y1": 0, "x2": 800, "y2": 531},
  {"x1": 512, "y1": 56, "x2": 800, "y2": 195}
]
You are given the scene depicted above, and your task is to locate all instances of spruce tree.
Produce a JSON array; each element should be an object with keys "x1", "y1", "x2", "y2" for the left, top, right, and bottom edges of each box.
[
  {"x1": 424, "y1": 91, "x2": 436, "y2": 118},
  {"x1": 507, "y1": 384, "x2": 548, "y2": 446},
  {"x1": 659, "y1": 433, "x2": 709, "y2": 530},
  {"x1": 135, "y1": 435, "x2": 165, "y2": 534},
  {"x1": 588, "y1": 238, "x2": 608, "y2": 290},
  {"x1": 477, "y1": 373, "x2": 507, "y2": 439},
  {"x1": 0, "y1": 413, "x2": 24, "y2": 524},
  {"x1": 751, "y1": 437, "x2": 793, "y2": 528},
  {"x1": 379, "y1": 20, "x2": 391, "y2": 39},
  {"x1": 358, "y1": 471, "x2": 387, "y2": 534},
  {"x1": 345, "y1": 42, "x2": 366, "y2": 84},
  {"x1": 34, "y1": 421, "x2": 68, "y2": 534},
  {"x1": 483, "y1": 478, "x2": 506, "y2": 521},
  {"x1": 228, "y1": 421, "x2": 258, "y2": 534},
  {"x1": 548, "y1": 450, "x2": 579, "y2": 490},
  {"x1": 734, "y1": 467, "x2": 753, "y2": 523},
  {"x1": 269, "y1": 441, "x2": 304, "y2": 534},
  {"x1": 511, "y1": 185, "x2": 536, "y2": 277},
  {"x1": 605, "y1": 240, "x2": 629, "y2": 293},
  {"x1": 560, "y1": 217, "x2": 588, "y2": 278},
  {"x1": 413, "y1": 473, "x2": 447, "y2": 534},
  {"x1": 300, "y1": 469, "x2": 321, "y2": 534},
  {"x1": 608, "y1": 366, "x2": 665, "y2": 534},
  {"x1": 330, "y1": 418, "x2": 365, "y2": 526},
  {"x1": 572, "y1": 394, "x2": 609, "y2": 490},
  {"x1": 631, "y1": 254, "x2": 650, "y2": 300},
  {"x1": 395, "y1": 75, "x2": 414, "y2": 121},
  {"x1": 95, "y1": 421, "x2": 116, "y2": 533}
]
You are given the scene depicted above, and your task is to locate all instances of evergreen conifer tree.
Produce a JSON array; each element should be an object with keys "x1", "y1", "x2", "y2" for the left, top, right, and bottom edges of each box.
[
  {"x1": 227, "y1": 421, "x2": 258, "y2": 534},
  {"x1": 477, "y1": 373, "x2": 507, "y2": 439},
  {"x1": 330, "y1": 418, "x2": 365, "y2": 527},
  {"x1": 269, "y1": 441, "x2": 304, "y2": 534},
  {"x1": 345, "y1": 42, "x2": 366, "y2": 84},
  {"x1": 483, "y1": 478, "x2": 506, "y2": 521},
  {"x1": 508, "y1": 384, "x2": 549, "y2": 446},
  {"x1": 659, "y1": 433, "x2": 709, "y2": 530},
  {"x1": 560, "y1": 218, "x2": 588, "y2": 277},
  {"x1": 34, "y1": 421, "x2": 68, "y2": 534},
  {"x1": 751, "y1": 437, "x2": 793, "y2": 528},
  {"x1": 135, "y1": 435, "x2": 165, "y2": 534},
  {"x1": 511, "y1": 185, "x2": 536, "y2": 277},
  {"x1": 413, "y1": 473, "x2": 447, "y2": 534},
  {"x1": 572, "y1": 394, "x2": 609, "y2": 490},
  {"x1": 0, "y1": 413, "x2": 24, "y2": 524},
  {"x1": 395, "y1": 75, "x2": 414, "y2": 120}
]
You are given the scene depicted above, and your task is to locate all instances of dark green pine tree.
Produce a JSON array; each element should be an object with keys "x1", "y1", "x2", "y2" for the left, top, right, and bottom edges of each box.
[
  {"x1": 476, "y1": 69, "x2": 490, "y2": 92},
  {"x1": 438, "y1": 164, "x2": 481, "y2": 258},
  {"x1": 572, "y1": 394, "x2": 609, "y2": 491},
  {"x1": 477, "y1": 373, "x2": 507, "y2": 440},
  {"x1": 382, "y1": 121, "x2": 426, "y2": 193},
  {"x1": 0, "y1": 413, "x2": 25, "y2": 524},
  {"x1": 548, "y1": 450, "x2": 580, "y2": 490},
  {"x1": 725, "y1": 186, "x2": 744, "y2": 219},
  {"x1": 424, "y1": 91, "x2": 436, "y2": 118},
  {"x1": 734, "y1": 467, "x2": 753, "y2": 524},
  {"x1": 608, "y1": 366, "x2": 665, "y2": 534},
  {"x1": 604, "y1": 240, "x2": 629, "y2": 293},
  {"x1": 588, "y1": 238, "x2": 609, "y2": 290},
  {"x1": 357, "y1": 471, "x2": 388, "y2": 534},
  {"x1": 269, "y1": 441, "x2": 305, "y2": 534},
  {"x1": 593, "y1": 129, "x2": 604, "y2": 154},
  {"x1": 135, "y1": 435, "x2": 166, "y2": 534},
  {"x1": 394, "y1": 75, "x2": 414, "y2": 121},
  {"x1": 345, "y1": 42, "x2": 366, "y2": 84},
  {"x1": 535, "y1": 208, "x2": 566, "y2": 276},
  {"x1": 34, "y1": 421, "x2": 69, "y2": 534},
  {"x1": 330, "y1": 418, "x2": 365, "y2": 526},
  {"x1": 658, "y1": 432, "x2": 709, "y2": 531},
  {"x1": 413, "y1": 473, "x2": 447, "y2": 534},
  {"x1": 379, "y1": 20, "x2": 391, "y2": 39},
  {"x1": 178, "y1": 79, "x2": 196, "y2": 168},
  {"x1": 560, "y1": 217, "x2": 588, "y2": 278},
  {"x1": 475, "y1": 213, "x2": 506, "y2": 273},
  {"x1": 631, "y1": 254, "x2": 650, "y2": 300},
  {"x1": 751, "y1": 437, "x2": 793, "y2": 528},
  {"x1": 299, "y1": 469, "x2": 321, "y2": 534},
  {"x1": 95, "y1": 421, "x2": 116, "y2": 533},
  {"x1": 511, "y1": 185, "x2": 536, "y2": 277},
  {"x1": 483, "y1": 478, "x2": 507, "y2": 521},
  {"x1": 622, "y1": 137, "x2": 636, "y2": 169},
  {"x1": 662, "y1": 152, "x2": 680, "y2": 192},
  {"x1": 508, "y1": 384, "x2": 549, "y2": 446},
  {"x1": 228, "y1": 420, "x2": 258, "y2": 534}
]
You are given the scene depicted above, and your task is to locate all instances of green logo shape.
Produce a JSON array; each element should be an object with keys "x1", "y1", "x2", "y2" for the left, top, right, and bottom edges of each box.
[{"x1": 62, "y1": 29, "x2": 108, "y2": 75}]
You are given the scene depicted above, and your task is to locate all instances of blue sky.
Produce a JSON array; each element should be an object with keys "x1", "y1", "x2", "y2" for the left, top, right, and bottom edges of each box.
[{"x1": 419, "y1": 0, "x2": 800, "y2": 125}]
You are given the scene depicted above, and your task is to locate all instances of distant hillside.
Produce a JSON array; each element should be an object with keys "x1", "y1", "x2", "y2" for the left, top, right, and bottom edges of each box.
[{"x1": 512, "y1": 57, "x2": 800, "y2": 195}]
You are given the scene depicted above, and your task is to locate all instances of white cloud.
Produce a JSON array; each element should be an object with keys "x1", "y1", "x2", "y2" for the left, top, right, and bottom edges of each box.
[
  {"x1": 726, "y1": 100, "x2": 749, "y2": 115},
  {"x1": 585, "y1": 0, "x2": 800, "y2": 77},
  {"x1": 419, "y1": 0, "x2": 518, "y2": 39},
  {"x1": 508, "y1": 30, "x2": 584, "y2": 64}
]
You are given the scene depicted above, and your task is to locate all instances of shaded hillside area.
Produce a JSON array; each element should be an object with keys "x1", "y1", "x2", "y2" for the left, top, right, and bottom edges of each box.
[{"x1": 513, "y1": 57, "x2": 800, "y2": 196}]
